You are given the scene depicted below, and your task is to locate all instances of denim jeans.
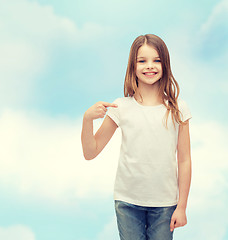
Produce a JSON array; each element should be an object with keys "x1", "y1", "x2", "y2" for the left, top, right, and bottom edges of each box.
[{"x1": 115, "y1": 200, "x2": 177, "y2": 240}]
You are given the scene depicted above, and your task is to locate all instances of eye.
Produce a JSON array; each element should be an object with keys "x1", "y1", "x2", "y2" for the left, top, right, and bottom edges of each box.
[
  {"x1": 155, "y1": 59, "x2": 161, "y2": 62},
  {"x1": 138, "y1": 60, "x2": 145, "y2": 63}
]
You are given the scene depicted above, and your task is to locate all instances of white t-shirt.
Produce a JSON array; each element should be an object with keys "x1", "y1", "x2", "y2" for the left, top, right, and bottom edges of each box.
[{"x1": 107, "y1": 96, "x2": 192, "y2": 207}]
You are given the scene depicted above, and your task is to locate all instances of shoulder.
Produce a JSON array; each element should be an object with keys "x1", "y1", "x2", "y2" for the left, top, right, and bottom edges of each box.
[
  {"x1": 111, "y1": 96, "x2": 133, "y2": 106},
  {"x1": 177, "y1": 98, "x2": 192, "y2": 122},
  {"x1": 177, "y1": 98, "x2": 189, "y2": 109},
  {"x1": 177, "y1": 98, "x2": 186, "y2": 105},
  {"x1": 107, "y1": 96, "x2": 133, "y2": 127}
]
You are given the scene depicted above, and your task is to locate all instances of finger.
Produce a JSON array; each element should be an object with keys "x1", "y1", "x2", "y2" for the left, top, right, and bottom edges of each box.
[
  {"x1": 101, "y1": 102, "x2": 118, "y2": 108},
  {"x1": 99, "y1": 108, "x2": 107, "y2": 116},
  {"x1": 98, "y1": 105, "x2": 108, "y2": 112},
  {"x1": 98, "y1": 110, "x2": 106, "y2": 118},
  {"x1": 175, "y1": 220, "x2": 186, "y2": 228},
  {"x1": 170, "y1": 218, "x2": 175, "y2": 232},
  {"x1": 174, "y1": 221, "x2": 181, "y2": 229}
]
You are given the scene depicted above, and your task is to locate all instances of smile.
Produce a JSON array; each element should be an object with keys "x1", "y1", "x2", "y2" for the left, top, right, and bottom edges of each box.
[{"x1": 143, "y1": 72, "x2": 158, "y2": 76}]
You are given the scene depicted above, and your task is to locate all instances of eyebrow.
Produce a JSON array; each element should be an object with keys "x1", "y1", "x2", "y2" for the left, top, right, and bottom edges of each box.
[{"x1": 137, "y1": 56, "x2": 160, "y2": 59}]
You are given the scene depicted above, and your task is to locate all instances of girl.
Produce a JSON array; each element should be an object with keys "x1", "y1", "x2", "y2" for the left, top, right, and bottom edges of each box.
[{"x1": 81, "y1": 34, "x2": 192, "y2": 240}]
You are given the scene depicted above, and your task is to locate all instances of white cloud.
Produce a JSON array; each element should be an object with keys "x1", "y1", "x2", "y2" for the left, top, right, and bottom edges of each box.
[
  {"x1": 0, "y1": 0, "x2": 112, "y2": 108},
  {"x1": 198, "y1": 0, "x2": 228, "y2": 62},
  {"x1": 201, "y1": 0, "x2": 228, "y2": 33},
  {"x1": 0, "y1": 225, "x2": 35, "y2": 240},
  {"x1": 0, "y1": 0, "x2": 108, "y2": 46},
  {"x1": 0, "y1": 109, "x2": 121, "y2": 205}
]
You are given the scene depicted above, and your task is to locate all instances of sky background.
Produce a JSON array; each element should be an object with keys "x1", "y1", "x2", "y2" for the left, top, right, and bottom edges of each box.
[{"x1": 0, "y1": 0, "x2": 228, "y2": 239}]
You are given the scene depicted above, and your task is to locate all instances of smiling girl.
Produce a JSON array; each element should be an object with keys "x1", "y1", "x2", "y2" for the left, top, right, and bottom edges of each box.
[{"x1": 81, "y1": 34, "x2": 192, "y2": 240}]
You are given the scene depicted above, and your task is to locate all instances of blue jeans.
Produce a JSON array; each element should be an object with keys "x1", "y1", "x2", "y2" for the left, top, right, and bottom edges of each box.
[{"x1": 115, "y1": 200, "x2": 177, "y2": 240}]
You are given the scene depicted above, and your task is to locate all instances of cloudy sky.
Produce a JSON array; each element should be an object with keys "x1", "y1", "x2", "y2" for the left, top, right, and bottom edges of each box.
[{"x1": 0, "y1": 0, "x2": 227, "y2": 239}]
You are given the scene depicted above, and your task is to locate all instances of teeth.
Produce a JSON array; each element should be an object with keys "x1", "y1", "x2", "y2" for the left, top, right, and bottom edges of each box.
[{"x1": 144, "y1": 73, "x2": 156, "y2": 75}]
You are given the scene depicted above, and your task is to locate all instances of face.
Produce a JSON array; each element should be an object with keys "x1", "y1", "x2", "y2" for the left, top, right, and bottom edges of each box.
[{"x1": 136, "y1": 44, "x2": 162, "y2": 87}]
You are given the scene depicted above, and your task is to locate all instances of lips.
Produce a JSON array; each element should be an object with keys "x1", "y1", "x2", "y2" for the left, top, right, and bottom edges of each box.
[{"x1": 143, "y1": 72, "x2": 157, "y2": 75}]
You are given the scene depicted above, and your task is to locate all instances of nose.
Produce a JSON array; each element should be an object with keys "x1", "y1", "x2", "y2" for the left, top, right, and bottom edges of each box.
[{"x1": 146, "y1": 61, "x2": 154, "y2": 69}]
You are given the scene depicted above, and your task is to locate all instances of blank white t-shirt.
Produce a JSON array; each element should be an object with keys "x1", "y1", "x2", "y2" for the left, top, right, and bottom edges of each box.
[{"x1": 107, "y1": 96, "x2": 192, "y2": 207}]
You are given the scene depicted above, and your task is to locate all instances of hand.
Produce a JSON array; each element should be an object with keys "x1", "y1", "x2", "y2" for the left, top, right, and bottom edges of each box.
[
  {"x1": 84, "y1": 101, "x2": 118, "y2": 121},
  {"x1": 170, "y1": 207, "x2": 187, "y2": 232}
]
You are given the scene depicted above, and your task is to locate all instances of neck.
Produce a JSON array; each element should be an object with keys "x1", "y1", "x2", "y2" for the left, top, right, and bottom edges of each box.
[{"x1": 134, "y1": 81, "x2": 162, "y2": 105}]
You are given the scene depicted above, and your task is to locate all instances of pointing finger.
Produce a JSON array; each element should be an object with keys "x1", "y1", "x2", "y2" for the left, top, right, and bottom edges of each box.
[{"x1": 101, "y1": 102, "x2": 118, "y2": 108}]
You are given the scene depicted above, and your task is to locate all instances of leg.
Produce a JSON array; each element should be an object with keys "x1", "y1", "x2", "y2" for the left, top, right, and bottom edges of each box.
[
  {"x1": 146, "y1": 205, "x2": 177, "y2": 240},
  {"x1": 115, "y1": 200, "x2": 147, "y2": 240}
]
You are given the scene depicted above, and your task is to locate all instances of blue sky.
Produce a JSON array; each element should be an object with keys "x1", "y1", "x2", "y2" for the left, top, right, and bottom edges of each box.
[{"x1": 0, "y1": 0, "x2": 228, "y2": 239}]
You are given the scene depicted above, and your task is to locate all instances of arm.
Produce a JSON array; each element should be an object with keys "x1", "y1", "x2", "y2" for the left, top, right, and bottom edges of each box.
[
  {"x1": 81, "y1": 101, "x2": 118, "y2": 160},
  {"x1": 170, "y1": 119, "x2": 192, "y2": 232}
]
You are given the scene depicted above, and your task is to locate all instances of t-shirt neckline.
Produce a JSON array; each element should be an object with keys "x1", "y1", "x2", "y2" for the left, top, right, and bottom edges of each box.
[{"x1": 132, "y1": 96, "x2": 164, "y2": 108}]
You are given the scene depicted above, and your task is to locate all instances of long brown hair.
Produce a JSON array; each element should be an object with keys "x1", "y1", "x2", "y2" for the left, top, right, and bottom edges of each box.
[{"x1": 124, "y1": 34, "x2": 186, "y2": 128}]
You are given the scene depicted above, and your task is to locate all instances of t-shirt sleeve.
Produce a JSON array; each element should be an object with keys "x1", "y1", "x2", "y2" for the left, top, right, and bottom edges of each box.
[
  {"x1": 106, "y1": 98, "x2": 120, "y2": 127},
  {"x1": 178, "y1": 99, "x2": 192, "y2": 122}
]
